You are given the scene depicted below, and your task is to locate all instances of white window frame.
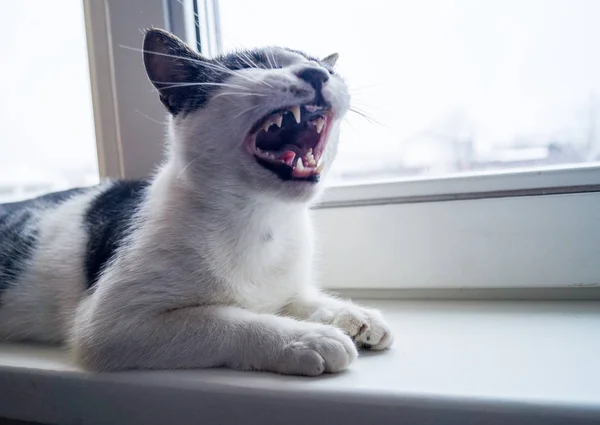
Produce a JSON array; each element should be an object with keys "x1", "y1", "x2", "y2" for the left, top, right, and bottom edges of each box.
[{"x1": 83, "y1": 0, "x2": 600, "y2": 297}]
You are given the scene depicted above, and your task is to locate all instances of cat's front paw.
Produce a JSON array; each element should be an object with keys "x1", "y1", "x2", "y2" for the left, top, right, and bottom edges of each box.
[
  {"x1": 312, "y1": 305, "x2": 393, "y2": 350},
  {"x1": 277, "y1": 325, "x2": 358, "y2": 376}
]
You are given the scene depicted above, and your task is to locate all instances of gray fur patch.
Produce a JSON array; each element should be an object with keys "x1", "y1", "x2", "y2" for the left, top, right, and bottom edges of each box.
[{"x1": 0, "y1": 188, "x2": 86, "y2": 301}]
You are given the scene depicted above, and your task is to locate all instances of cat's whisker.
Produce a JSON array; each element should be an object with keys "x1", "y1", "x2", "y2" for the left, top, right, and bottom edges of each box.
[
  {"x1": 237, "y1": 51, "x2": 260, "y2": 70},
  {"x1": 211, "y1": 63, "x2": 273, "y2": 89},
  {"x1": 212, "y1": 92, "x2": 268, "y2": 100},
  {"x1": 197, "y1": 50, "x2": 273, "y2": 89},
  {"x1": 120, "y1": 45, "x2": 266, "y2": 87},
  {"x1": 350, "y1": 100, "x2": 384, "y2": 113},
  {"x1": 236, "y1": 54, "x2": 255, "y2": 69},
  {"x1": 264, "y1": 50, "x2": 275, "y2": 69},
  {"x1": 268, "y1": 50, "x2": 280, "y2": 69},
  {"x1": 174, "y1": 0, "x2": 202, "y2": 30},
  {"x1": 342, "y1": 116, "x2": 367, "y2": 144},
  {"x1": 246, "y1": 53, "x2": 262, "y2": 69},
  {"x1": 349, "y1": 83, "x2": 383, "y2": 94},
  {"x1": 176, "y1": 154, "x2": 204, "y2": 180},
  {"x1": 135, "y1": 109, "x2": 167, "y2": 125},
  {"x1": 348, "y1": 107, "x2": 384, "y2": 127},
  {"x1": 229, "y1": 104, "x2": 262, "y2": 122},
  {"x1": 150, "y1": 81, "x2": 251, "y2": 91},
  {"x1": 234, "y1": 50, "x2": 275, "y2": 88}
]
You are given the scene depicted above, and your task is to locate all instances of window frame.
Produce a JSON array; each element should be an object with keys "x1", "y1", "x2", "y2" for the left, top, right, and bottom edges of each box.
[{"x1": 83, "y1": 0, "x2": 600, "y2": 295}]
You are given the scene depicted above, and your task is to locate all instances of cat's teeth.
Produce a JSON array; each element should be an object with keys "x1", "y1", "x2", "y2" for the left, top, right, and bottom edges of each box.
[
  {"x1": 306, "y1": 150, "x2": 315, "y2": 165},
  {"x1": 261, "y1": 114, "x2": 282, "y2": 132},
  {"x1": 256, "y1": 148, "x2": 274, "y2": 159},
  {"x1": 296, "y1": 157, "x2": 305, "y2": 171},
  {"x1": 315, "y1": 118, "x2": 325, "y2": 133},
  {"x1": 317, "y1": 163, "x2": 324, "y2": 173},
  {"x1": 290, "y1": 106, "x2": 301, "y2": 124}
]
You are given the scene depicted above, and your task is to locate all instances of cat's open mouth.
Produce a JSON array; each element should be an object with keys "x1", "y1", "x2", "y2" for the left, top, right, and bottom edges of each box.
[{"x1": 245, "y1": 103, "x2": 332, "y2": 182}]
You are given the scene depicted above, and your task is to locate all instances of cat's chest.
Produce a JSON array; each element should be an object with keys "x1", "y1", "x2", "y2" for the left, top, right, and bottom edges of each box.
[{"x1": 221, "y1": 228, "x2": 308, "y2": 313}]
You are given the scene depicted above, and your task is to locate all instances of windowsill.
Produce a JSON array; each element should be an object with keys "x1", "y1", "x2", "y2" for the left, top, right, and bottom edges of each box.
[{"x1": 1, "y1": 300, "x2": 599, "y2": 424}]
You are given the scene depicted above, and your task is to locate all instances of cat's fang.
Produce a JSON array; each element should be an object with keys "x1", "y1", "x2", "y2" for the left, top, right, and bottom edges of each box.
[
  {"x1": 296, "y1": 157, "x2": 305, "y2": 171},
  {"x1": 261, "y1": 113, "x2": 283, "y2": 132},
  {"x1": 290, "y1": 106, "x2": 301, "y2": 124},
  {"x1": 315, "y1": 118, "x2": 325, "y2": 134},
  {"x1": 304, "y1": 151, "x2": 316, "y2": 167}
]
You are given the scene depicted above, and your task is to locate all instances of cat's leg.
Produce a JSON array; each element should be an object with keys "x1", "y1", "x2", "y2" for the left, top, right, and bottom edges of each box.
[
  {"x1": 71, "y1": 302, "x2": 357, "y2": 375},
  {"x1": 283, "y1": 290, "x2": 393, "y2": 350}
]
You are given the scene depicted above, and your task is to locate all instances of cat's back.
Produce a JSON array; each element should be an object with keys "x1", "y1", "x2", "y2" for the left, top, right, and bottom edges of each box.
[
  {"x1": 0, "y1": 187, "x2": 90, "y2": 291},
  {"x1": 0, "y1": 180, "x2": 149, "y2": 342}
]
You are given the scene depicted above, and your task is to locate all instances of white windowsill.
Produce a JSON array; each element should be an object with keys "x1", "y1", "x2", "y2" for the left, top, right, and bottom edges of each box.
[{"x1": 1, "y1": 300, "x2": 599, "y2": 425}]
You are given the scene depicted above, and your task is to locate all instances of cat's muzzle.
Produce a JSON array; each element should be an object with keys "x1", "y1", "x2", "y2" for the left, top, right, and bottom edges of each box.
[{"x1": 245, "y1": 103, "x2": 332, "y2": 182}]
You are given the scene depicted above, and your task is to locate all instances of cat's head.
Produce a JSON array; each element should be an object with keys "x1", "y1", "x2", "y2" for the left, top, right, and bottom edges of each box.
[{"x1": 143, "y1": 29, "x2": 349, "y2": 203}]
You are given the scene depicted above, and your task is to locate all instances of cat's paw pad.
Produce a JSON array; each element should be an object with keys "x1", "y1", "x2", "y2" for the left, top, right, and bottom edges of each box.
[
  {"x1": 277, "y1": 326, "x2": 357, "y2": 376},
  {"x1": 329, "y1": 306, "x2": 393, "y2": 351}
]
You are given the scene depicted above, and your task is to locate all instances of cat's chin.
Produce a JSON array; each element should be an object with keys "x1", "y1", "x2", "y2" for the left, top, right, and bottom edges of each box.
[{"x1": 244, "y1": 103, "x2": 333, "y2": 184}]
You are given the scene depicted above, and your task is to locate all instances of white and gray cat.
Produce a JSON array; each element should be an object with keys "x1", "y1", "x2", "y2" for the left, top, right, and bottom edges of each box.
[{"x1": 0, "y1": 29, "x2": 392, "y2": 375}]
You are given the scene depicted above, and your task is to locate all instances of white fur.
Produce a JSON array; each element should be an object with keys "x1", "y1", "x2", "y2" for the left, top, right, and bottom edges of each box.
[
  {"x1": 0, "y1": 186, "x2": 106, "y2": 342},
  {"x1": 1, "y1": 34, "x2": 392, "y2": 375}
]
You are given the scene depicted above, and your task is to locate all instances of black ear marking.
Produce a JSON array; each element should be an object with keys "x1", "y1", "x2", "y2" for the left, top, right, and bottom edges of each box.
[
  {"x1": 143, "y1": 29, "x2": 203, "y2": 89},
  {"x1": 142, "y1": 28, "x2": 215, "y2": 114}
]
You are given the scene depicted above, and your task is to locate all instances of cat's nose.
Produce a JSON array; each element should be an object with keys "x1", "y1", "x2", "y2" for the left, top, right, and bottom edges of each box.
[{"x1": 296, "y1": 66, "x2": 330, "y2": 88}]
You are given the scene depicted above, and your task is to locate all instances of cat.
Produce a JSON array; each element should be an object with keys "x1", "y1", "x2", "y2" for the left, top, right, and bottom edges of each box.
[{"x1": 0, "y1": 29, "x2": 392, "y2": 375}]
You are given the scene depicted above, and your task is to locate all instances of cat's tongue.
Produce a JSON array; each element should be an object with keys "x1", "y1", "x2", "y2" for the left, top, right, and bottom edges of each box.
[
  {"x1": 281, "y1": 150, "x2": 296, "y2": 166},
  {"x1": 278, "y1": 147, "x2": 320, "y2": 175}
]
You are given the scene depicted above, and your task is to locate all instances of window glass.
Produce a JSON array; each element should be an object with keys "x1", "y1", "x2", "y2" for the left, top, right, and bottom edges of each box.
[
  {"x1": 217, "y1": 0, "x2": 600, "y2": 185},
  {"x1": 0, "y1": 1, "x2": 98, "y2": 202}
]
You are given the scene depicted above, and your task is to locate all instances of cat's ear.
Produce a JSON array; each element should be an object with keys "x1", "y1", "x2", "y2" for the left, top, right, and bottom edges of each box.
[
  {"x1": 321, "y1": 53, "x2": 339, "y2": 68},
  {"x1": 142, "y1": 28, "x2": 207, "y2": 114}
]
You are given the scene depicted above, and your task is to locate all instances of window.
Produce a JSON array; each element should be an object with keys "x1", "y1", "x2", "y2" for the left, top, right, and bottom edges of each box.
[
  {"x1": 84, "y1": 0, "x2": 600, "y2": 293},
  {"x1": 0, "y1": 1, "x2": 98, "y2": 203},
  {"x1": 217, "y1": 0, "x2": 600, "y2": 185}
]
